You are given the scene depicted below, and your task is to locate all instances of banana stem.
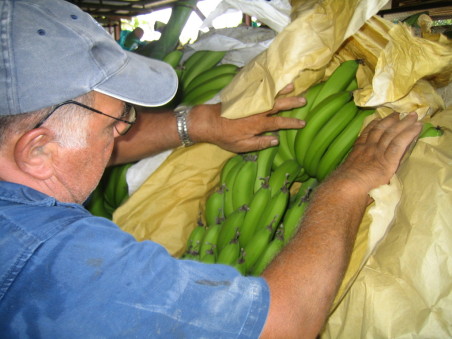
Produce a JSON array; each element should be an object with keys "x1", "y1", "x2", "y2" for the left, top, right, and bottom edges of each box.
[{"x1": 144, "y1": 0, "x2": 199, "y2": 60}]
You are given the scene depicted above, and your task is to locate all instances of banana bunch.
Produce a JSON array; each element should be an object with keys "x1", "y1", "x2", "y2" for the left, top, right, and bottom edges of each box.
[
  {"x1": 276, "y1": 59, "x2": 377, "y2": 181},
  {"x1": 86, "y1": 162, "x2": 133, "y2": 219},
  {"x1": 182, "y1": 150, "x2": 318, "y2": 276},
  {"x1": 161, "y1": 49, "x2": 240, "y2": 106},
  {"x1": 182, "y1": 60, "x2": 378, "y2": 274},
  {"x1": 183, "y1": 58, "x2": 446, "y2": 274}
]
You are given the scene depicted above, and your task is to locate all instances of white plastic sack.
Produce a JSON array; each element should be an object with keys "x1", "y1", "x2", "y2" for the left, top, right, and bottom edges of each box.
[
  {"x1": 182, "y1": 26, "x2": 277, "y2": 67},
  {"x1": 201, "y1": 0, "x2": 291, "y2": 33}
]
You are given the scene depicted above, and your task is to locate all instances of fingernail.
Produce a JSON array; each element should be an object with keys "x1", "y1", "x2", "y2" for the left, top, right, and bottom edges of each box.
[{"x1": 271, "y1": 139, "x2": 279, "y2": 146}]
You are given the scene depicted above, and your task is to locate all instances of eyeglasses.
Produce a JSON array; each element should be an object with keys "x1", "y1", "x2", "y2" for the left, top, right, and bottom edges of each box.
[{"x1": 33, "y1": 100, "x2": 137, "y2": 136}]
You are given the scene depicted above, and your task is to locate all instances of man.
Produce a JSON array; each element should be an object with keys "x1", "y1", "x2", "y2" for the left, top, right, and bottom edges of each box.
[
  {"x1": 0, "y1": 0, "x2": 422, "y2": 338},
  {"x1": 118, "y1": 27, "x2": 146, "y2": 51}
]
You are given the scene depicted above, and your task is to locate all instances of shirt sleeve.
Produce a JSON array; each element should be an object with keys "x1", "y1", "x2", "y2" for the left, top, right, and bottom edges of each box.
[{"x1": 5, "y1": 216, "x2": 270, "y2": 338}]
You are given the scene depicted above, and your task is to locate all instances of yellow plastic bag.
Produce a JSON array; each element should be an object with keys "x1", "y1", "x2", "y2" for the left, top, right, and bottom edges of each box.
[
  {"x1": 113, "y1": 143, "x2": 233, "y2": 257},
  {"x1": 322, "y1": 107, "x2": 452, "y2": 338}
]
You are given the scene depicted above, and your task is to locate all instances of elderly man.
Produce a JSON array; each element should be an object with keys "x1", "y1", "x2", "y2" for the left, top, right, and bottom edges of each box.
[{"x1": 0, "y1": 0, "x2": 422, "y2": 338}]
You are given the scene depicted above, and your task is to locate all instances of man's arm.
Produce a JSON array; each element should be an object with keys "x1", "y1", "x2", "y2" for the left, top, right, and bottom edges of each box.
[
  {"x1": 109, "y1": 85, "x2": 306, "y2": 165},
  {"x1": 260, "y1": 112, "x2": 422, "y2": 338}
]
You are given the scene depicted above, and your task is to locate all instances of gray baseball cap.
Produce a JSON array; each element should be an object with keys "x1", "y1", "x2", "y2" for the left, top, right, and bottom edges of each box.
[{"x1": 0, "y1": 0, "x2": 179, "y2": 116}]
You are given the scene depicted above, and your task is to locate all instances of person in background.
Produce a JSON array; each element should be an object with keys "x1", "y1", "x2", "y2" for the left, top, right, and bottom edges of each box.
[
  {"x1": 0, "y1": 0, "x2": 422, "y2": 338},
  {"x1": 118, "y1": 26, "x2": 146, "y2": 51}
]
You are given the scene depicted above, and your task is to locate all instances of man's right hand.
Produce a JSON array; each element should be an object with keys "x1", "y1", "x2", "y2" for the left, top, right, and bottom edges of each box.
[
  {"x1": 260, "y1": 111, "x2": 422, "y2": 339},
  {"x1": 329, "y1": 112, "x2": 422, "y2": 199}
]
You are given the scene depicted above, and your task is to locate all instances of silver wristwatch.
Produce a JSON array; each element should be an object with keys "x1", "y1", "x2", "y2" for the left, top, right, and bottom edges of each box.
[{"x1": 174, "y1": 105, "x2": 194, "y2": 147}]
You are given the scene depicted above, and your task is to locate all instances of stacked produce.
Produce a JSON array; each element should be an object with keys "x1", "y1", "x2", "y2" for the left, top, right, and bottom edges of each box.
[
  {"x1": 183, "y1": 59, "x2": 377, "y2": 274},
  {"x1": 183, "y1": 150, "x2": 318, "y2": 275},
  {"x1": 162, "y1": 49, "x2": 240, "y2": 106},
  {"x1": 86, "y1": 49, "x2": 239, "y2": 218},
  {"x1": 86, "y1": 163, "x2": 133, "y2": 219}
]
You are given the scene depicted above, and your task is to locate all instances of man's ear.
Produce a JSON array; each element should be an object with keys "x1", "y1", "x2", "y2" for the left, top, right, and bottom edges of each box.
[{"x1": 14, "y1": 128, "x2": 56, "y2": 180}]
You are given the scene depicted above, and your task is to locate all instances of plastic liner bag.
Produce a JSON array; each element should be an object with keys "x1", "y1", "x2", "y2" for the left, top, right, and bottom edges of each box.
[
  {"x1": 182, "y1": 26, "x2": 277, "y2": 68},
  {"x1": 322, "y1": 106, "x2": 452, "y2": 339},
  {"x1": 114, "y1": 144, "x2": 233, "y2": 257},
  {"x1": 113, "y1": 1, "x2": 452, "y2": 335},
  {"x1": 201, "y1": 0, "x2": 292, "y2": 33}
]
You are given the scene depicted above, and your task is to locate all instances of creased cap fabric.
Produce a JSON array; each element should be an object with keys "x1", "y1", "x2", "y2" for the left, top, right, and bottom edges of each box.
[{"x1": 0, "y1": 0, "x2": 178, "y2": 116}]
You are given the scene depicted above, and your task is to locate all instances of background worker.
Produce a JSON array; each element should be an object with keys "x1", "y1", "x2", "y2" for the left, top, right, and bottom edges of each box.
[
  {"x1": 0, "y1": 0, "x2": 422, "y2": 338},
  {"x1": 118, "y1": 26, "x2": 146, "y2": 51}
]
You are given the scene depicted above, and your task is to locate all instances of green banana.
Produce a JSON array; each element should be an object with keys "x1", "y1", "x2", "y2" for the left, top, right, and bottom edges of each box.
[
  {"x1": 310, "y1": 60, "x2": 360, "y2": 111},
  {"x1": 86, "y1": 187, "x2": 111, "y2": 219},
  {"x1": 239, "y1": 182, "x2": 272, "y2": 248},
  {"x1": 274, "y1": 130, "x2": 293, "y2": 164},
  {"x1": 181, "y1": 50, "x2": 227, "y2": 90},
  {"x1": 184, "y1": 89, "x2": 218, "y2": 106},
  {"x1": 254, "y1": 144, "x2": 278, "y2": 193},
  {"x1": 205, "y1": 185, "x2": 226, "y2": 226},
  {"x1": 285, "y1": 82, "x2": 325, "y2": 156},
  {"x1": 303, "y1": 100, "x2": 359, "y2": 176},
  {"x1": 283, "y1": 198, "x2": 309, "y2": 245},
  {"x1": 294, "y1": 91, "x2": 353, "y2": 167},
  {"x1": 268, "y1": 159, "x2": 302, "y2": 197},
  {"x1": 181, "y1": 50, "x2": 209, "y2": 75},
  {"x1": 289, "y1": 177, "x2": 318, "y2": 207},
  {"x1": 345, "y1": 77, "x2": 358, "y2": 91},
  {"x1": 199, "y1": 223, "x2": 222, "y2": 259},
  {"x1": 182, "y1": 73, "x2": 236, "y2": 105},
  {"x1": 256, "y1": 186, "x2": 290, "y2": 236},
  {"x1": 220, "y1": 155, "x2": 242, "y2": 186},
  {"x1": 419, "y1": 122, "x2": 444, "y2": 138},
  {"x1": 271, "y1": 150, "x2": 285, "y2": 171},
  {"x1": 233, "y1": 249, "x2": 247, "y2": 275},
  {"x1": 231, "y1": 153, "x2": 258, "y2": 210},
  {"x1": 200, "y1": 248, "x2": 216, "y2": 264},
  {"x1": 216, "y1": 239, "x2": 240, "y2": 266},
  {"x1": 251, "y1": 231, "x2": 284, "y2": 276},
  {"x1": 217, "y1": 206, "x2": 247, "y2": 252},
  {"x1": 103, "y1": 163, "x2": 132, "y2": 214},
  {"x1": 184, "y1": 63, "x2": 239, "y2": 94},
  {"x1": 223, "y1": 156, "x2": 245, "y2": 217},
  {"x1": 316, "y1": 109, "x2": 375, "y2": 181},
  {"x1": 162, "y1": 49, "x2": 183, "y2": 69},
  {"x1": 243, "y1": 227, "x2": 273, "y2": 274},
  {"x1": 294, "y1": 169, "x2": 311, "y2": 183},
  {"x1": 184, "y1": 222, "x2": 207, "y2": 258}
]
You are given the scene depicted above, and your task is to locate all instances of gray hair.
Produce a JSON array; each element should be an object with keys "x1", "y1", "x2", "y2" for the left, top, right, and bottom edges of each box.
[{"x1": 0, "y1": 92, "x2": 94, "y2": 150}]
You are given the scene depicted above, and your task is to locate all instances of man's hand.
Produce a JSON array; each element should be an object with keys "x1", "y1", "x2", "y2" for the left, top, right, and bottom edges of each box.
[
  {"x1": 260, "y1": 111, "x2": 422, "y2": 339},
  {"x1": 189, "y1": 84, "x2": 306, "y2": 153},
  {"x1": 328, "y1": 112, "x2": 423, "y2": 197}
]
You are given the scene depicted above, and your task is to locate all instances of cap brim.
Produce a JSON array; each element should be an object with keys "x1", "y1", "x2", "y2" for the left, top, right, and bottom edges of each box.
[{"x1": 94, "y1": 51, "x2": 179, "y2": 107}]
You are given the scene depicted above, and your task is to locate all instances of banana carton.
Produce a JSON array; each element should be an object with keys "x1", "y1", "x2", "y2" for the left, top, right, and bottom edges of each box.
[{"x1": 113, "y1": 0, "x2": 452, "y2": 337}]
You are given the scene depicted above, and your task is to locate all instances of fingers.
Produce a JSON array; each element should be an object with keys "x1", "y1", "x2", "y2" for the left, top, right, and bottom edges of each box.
[
  {"x1": 362, "y1": 112, "x2": 421, "y2": 153},
  {"x1": 383, "y1": 112, "x2": 422, "y2": 163},
  {"x1": 332, "y1": 111, "x2": 422, "y2": 193},
  {"x1": 245, "y1": 135, "x2": 280, "y2": 152},
  {"x1": 270, "y1": 95, "x2": 306, "y2": 114},
  {"x1": 258, "y1": 115, "x2": 306, "y2": 132},
  {"x1": 277, "y1": 83, "x2": 295, "y2": 95}
]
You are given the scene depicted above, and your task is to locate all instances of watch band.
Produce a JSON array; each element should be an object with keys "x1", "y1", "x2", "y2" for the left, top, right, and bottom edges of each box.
[{"x1": 174, "y1": 105, "x2": 194, "y2": 147}]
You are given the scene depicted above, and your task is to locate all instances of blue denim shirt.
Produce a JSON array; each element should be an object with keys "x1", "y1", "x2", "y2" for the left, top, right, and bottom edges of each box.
[{"x1": 0, "y1": 181, "x2": 270, "y2": 338}]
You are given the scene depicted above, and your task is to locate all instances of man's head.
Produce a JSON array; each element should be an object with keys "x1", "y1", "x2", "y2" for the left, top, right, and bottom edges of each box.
[
  {"x1": 0, "y1": 0, "x2": 178, "y2": 203},
  {"x1": 133, "y1": 27, "x2": 145, "y2": 40}
]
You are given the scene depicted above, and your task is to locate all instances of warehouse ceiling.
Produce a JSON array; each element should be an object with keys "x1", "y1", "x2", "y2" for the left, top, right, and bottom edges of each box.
[
  {"x1": 67, "y1": 0, "x2": 186, "y2": 19},
  {"x1": 68, "y1": 0, "x2": 452, "y2": 21}
]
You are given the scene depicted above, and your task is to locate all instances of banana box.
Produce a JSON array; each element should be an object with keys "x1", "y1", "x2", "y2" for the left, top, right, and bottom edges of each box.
[{"x1": 113, "y1": 0, "x2": 452, "y2": 337}]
